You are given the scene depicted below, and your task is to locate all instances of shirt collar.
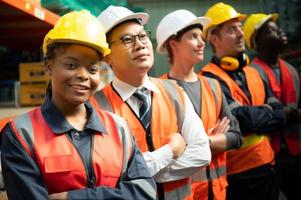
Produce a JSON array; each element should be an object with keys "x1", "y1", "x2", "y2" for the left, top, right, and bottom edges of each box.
[
  {"x1": 41, "y1": 94, "x2": 107, "y2": 134},
  {"x1": 112, "y1": 76, "x2": 160, "y2": 101}
]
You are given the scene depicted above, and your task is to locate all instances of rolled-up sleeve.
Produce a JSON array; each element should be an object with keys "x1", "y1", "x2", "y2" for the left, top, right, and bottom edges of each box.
[
  {"x1": 154, "y1": 92, "x2": 211, "y2": 183},
  {"x1": 219, "y1": 94, "x2": 243, "y2": 150},
  {"x1": 143, "y1": 144, "x2": 173, "y2": 176}
]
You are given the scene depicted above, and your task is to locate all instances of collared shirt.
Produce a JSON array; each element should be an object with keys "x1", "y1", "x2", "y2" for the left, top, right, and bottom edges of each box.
[
  {"x1": 112, "y1": 76, "x2": 211, "y2": 183},
  {"x1": 113, "y1": 76, "x2": 159, "y2": 117},
  {"x1": 1, "y1": 94, "x2": 156, "y2": 200}
]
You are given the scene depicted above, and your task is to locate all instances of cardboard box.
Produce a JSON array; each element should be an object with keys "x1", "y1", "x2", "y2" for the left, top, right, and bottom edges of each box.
[
  {"x1": 20, "y1": 83, "x2": 48, "y2": 106},
  {"x1": 19, "y1": 62, "x2": 49, "y2": 83}
]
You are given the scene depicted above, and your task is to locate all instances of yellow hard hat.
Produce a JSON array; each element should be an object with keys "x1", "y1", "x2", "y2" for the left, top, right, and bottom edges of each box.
[
  {"x1": 243, "y1": 13, "x2": 279, "y2": 49},
  {"x1": 43, "y1": 10, "x2": 110, "y2": 57},
  {"x1": 204, "y1": 2, "x2": 246, "y2": 40}
]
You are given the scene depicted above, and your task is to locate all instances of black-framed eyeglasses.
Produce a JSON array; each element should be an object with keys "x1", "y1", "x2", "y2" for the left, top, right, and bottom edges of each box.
[{"x1": 109, "y1": 30, "x2": 151, "y2": 48}]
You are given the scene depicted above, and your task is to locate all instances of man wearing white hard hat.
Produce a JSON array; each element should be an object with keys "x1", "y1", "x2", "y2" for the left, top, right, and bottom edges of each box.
[
  {"x1": 156, "y1": 9, "x2": 242, "y2": 200},
  {"x1": 200, "y1": 3, "x2": 286, "y2": 200},
  {"x1": 90, "y1": 5, "x2": 211, "y2": 200},
  {"x1": 244, "y1": 13, "x2": 301, "y2": 199}
]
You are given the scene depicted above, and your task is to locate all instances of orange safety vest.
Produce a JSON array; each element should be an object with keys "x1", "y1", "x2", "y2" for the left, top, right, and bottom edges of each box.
[
  {"x1": 90, "y1": 78, "x2": 191, "y2": 199},
  {"x1": 201, "y1": 63, "x2": 274, "y2": 175},
  {"x1": 251, "y1": 57, "x2": 301, "y2": 156},
  {"x1": 0, "y1": 117, "x2": 13, "y2": 132},
  {"x1": 161, "y1": 73, "x2": 226, "y2": 200},
  {"x1": 11, "y1": 108, "x2": 125, "y2": 194}
]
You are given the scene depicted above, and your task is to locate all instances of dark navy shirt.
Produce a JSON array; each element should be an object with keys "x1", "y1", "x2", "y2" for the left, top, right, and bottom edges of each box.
[
  {"x1": 0, "y1": 95, "x2": 156, "y2": 200},
  {"x1": 202, "y1": 60, "x2": 286, "y2": 135}
]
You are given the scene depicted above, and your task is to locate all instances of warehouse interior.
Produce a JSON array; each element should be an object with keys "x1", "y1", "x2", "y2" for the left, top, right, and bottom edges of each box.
[{"x1": 0, "y1": 0, "x2": 300, "y2": 118}]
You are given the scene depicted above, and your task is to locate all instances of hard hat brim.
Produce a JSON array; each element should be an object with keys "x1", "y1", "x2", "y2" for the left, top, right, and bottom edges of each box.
[
  {"x1": 105, "y1": 13, "x2": 149, "y2": 33},
  {"x1": 253, "y1": 13, "x2": 279, "y2": 33},
  {"x1": 157, "y1": 16, "x2": 211, "y2": 54},
  {"x1": 45, "y1": 39, "x2": 111, "y2": 57},
  {"x1": 204, "y1": 13, "x2": 246, "y2": 41},
  {"x1": 250, "y1": 13, "x2": 279, "y2": 49}
]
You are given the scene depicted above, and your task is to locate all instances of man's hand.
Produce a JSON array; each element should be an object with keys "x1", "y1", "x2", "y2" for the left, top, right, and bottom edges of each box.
[
  {"x1": 168, "y1": 133, "x2": 186, "y2": 159},
  {"x1": 209, "y1": 117, "x2": 230, "y2": 136}
]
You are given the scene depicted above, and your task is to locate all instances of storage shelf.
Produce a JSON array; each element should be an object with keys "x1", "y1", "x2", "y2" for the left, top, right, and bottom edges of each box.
[{"x1": 0, "y1": 0, "x2": 60, "y2": 50}]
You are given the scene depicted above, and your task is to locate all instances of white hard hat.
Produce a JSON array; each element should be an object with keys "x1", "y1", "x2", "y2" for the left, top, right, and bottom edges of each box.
[
  {"x1": 156, "y1": 9, "x2": 210, "y2": 54},
  {"x1": 98, "y1": 5, "x2": 149, "y2": 33}
]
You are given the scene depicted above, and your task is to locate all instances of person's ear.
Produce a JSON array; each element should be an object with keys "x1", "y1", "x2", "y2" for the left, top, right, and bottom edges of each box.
[
  {"x1": 168, "y1": 39, "x2": 179, "y2": 53},
  {"x1": 104, "y1": 54, "x2": 112, "y2": 65},
  {"x1": 169, "y1": 39, "x2": 177, "y2": 48},
  {"x1": 45, "y1": 60, "x2": 53, "y2": 76},
  {"x1": 210, "y1": 34, "x2": 219, "y2": 49}
]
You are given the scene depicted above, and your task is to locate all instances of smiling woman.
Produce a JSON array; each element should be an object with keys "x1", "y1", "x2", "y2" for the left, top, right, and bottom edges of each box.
[
  {"x1": 45, "y1": 44, "x2": 102, "y2": 117},
  {"x1": 0, "y1": 10, "x2": 156, "y2": 200}
]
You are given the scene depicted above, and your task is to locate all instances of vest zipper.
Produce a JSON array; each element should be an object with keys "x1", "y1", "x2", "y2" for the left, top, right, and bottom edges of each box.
[
  {"x1": 66, "y1": 134, "x2": 94, "y2": 188},
  {"x1": 88, "y1": 135, "x2": 96, "y2": 188}
]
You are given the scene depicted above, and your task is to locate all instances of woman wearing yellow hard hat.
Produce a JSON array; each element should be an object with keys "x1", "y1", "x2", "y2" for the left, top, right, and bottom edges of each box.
[{"x1": 0, "y1": 10, "x2": 156, "y2": 200}]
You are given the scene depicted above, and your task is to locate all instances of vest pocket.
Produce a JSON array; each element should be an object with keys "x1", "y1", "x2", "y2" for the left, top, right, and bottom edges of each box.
[
  {"x1": 45, "y1": 154, "x2": 75, "y2": 173},
  {"x1": 101, "y1": 169, "x2": 121, "y2": 187}
]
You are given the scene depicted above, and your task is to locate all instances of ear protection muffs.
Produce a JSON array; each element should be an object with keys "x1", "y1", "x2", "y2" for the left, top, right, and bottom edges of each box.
[{"x1": 214, "y1": 53, "x2": 250, "y2": 71}]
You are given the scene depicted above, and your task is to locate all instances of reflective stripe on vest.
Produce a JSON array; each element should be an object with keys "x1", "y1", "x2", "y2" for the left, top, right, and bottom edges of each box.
[
  {"x1": 164, "y1": 178, "x2": 191, "y2": 200},
  {"x1": 191, "y1": 166, "x2": 226, "y2": 181},
  {"x1": 90, "y1": 78, "x2": 190, "y2": 197},
  {"x1": 201, "y1": 63, "x2": 274, "y2": 175},
  {"x1": 162, "y1": 73, "x2": 227, "y2": 199},
  {"x1": 190, "y1": 73, "x2": 227, "y2": 200},
  {"x1": 241, "y1": 134, "x2": 265, "y2": 148},
  {"x1": 11, "y1": 108, "x2": 128, "y2": 194}
]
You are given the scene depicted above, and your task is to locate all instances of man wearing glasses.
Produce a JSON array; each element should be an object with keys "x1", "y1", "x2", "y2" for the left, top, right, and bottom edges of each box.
[{"x1": 90, "y1": 5, "x2": 211, "y2": 200}]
